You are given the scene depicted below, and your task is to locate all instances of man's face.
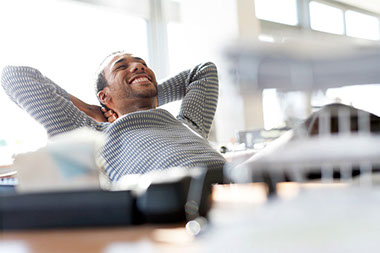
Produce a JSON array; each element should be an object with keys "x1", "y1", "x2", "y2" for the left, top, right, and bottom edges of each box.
[{"x1": 103, "y1": 54, "x2": 158, "y2": 109}]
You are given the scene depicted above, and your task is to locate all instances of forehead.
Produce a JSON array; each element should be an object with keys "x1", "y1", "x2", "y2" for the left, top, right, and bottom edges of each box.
[{"x1": 106, "y1": 54, "x2": 145, "y2": 70}]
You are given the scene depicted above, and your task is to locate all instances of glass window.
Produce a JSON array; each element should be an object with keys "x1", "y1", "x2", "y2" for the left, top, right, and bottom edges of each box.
[
  {"x1": 309, "y1": 1, "x2": 344, "y2": 35},
  {"x1": 262, "y1": 89, "x2": 284, "y2": 130},
  {"x1": 258, "y1": 34, "x2": 275, "y2": 43},
  {"x1": 0, "y1": 0, "x2": 149, "y2": 161},
  {"x1": 326, "y1": 85, "x2": 380, "y2": 116},
  {"x1": 346, "y1": 10, "x2": 380, "y2": 40},
  {"x1": 254, "y1": 0, "x2": 298, "y2": 26}
]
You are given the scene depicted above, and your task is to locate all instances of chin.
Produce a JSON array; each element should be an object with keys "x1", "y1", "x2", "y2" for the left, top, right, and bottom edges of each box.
[{"x1": 134, "y1": 88, "x2": 158, "y2": 99}]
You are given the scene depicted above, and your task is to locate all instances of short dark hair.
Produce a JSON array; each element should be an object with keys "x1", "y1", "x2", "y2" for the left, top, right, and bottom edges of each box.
[
  {"x1": 94, "y1": 50, "x2": 126, "y2": 96},
  {"x1": 95, "y1": 69, "x2": 108, "y2": 96}
]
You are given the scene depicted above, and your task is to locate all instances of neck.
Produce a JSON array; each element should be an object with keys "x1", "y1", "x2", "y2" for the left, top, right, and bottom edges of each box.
[{"x1": 116, "y1": 97, "x2": 158, "y2": 116}]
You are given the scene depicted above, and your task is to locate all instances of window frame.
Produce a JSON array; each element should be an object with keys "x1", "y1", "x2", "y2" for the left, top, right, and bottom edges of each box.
[
  {"x1": 74, "y1": 0, "x2": 173, "y2": 79},
  {"x1": 308, "y1": 1, "x2": 346, "y2": 35},
  {"x1": 257, "y1": 0, "x2": 380, "y2": 42},
  {"x1": 254, "y1": 0, "x2": 299, "y2": 26}
]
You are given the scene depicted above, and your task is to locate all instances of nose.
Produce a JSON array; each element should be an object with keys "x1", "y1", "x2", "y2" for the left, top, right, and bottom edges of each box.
[{"x1": 131, "y1": 62, "x2": 145, "y2": 72}]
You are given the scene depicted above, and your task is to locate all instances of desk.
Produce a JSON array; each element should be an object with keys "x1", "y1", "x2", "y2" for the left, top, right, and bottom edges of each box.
[
  {"x1": 1, "y1": 183, "x2": 379, "y2": 253},
  {"x1": 0, "y1": 184, "x2": 265, "y2": 253},
  {"x1": 1, "y1": 225, "x2": 195, "y2": 253}
]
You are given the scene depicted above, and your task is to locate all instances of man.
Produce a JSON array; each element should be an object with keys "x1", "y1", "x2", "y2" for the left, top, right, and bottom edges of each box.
[{"x1": 1, "y1": 52, "x2": 226, "y2": 181}]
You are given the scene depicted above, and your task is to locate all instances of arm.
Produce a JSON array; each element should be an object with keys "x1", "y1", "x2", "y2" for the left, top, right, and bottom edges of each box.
[
  {"x1": 157, "y1": 62, "x2": 219, "y2": 139},
  {"x1": 68, "y1": 94, "x2": 114, "y2": 123},
  {"x1": 1, "y1": 66, "x2": 104, "y2": 137}
]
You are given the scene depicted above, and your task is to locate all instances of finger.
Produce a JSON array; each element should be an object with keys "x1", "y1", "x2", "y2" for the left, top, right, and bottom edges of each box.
[
  {"x1": 108, "y1": 116, "x2": 116, "y2": 123},
  {"x1": 101, "y1": 107, "x2": 107, "y2": 112},
  {"x1": 104, "y1": 110, "x2": 114, "y2": 118},
  {"x1": 108, "y1": 114, "x2": 117, "y2": 123}
]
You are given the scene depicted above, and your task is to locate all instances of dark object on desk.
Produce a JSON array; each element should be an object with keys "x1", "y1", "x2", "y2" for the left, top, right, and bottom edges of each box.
[
  {"x1": 137, "y1": 175, "x2": 192, "y2": 223},
  {"x1": 0, "y1": 177, "x2": 17, "y2": 195},
  {"x1": 0, "y1": 190, "x2": 135, "y2": 230},
  {"x1": 137, "y1": 166, "x2": 222, "y2": 223},
  {"x1": 0, "y1": 167, "x2": 219, "y2": 231},
  {"x1": 0, "y1": 185, "x2": 16, "y2": 195}
]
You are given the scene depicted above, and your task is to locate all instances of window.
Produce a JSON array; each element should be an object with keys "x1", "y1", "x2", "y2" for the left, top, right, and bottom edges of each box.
[
  {"x1": 262, "y1": 89, "x2": 284, "y2": 129},
  {"x1": 346, "y1": 10, "x2": 380, "y2": 40},
  {"x1": 258, "y1": 35, "x2": 275, "y2": 43},
  {"x1": 257, "y1": 0, "x2": 380, "y2": 42},
  {"x1": 326, "y1": 85, "x2": 380, "y2": 116},
  {"x1": 0, "y1": 0, "x2": 149, "y2": 163},
  {"x1": 309, "y1": 1, "x2": 345, "y2": 35},
  {"x1": 254, "y1": 0, "x2": 298, "y2": 26}
]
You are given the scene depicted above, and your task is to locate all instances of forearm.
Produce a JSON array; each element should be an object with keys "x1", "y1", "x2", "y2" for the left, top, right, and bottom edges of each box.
[
  {"x1": 159, "y1": 62, "x2": 219, "y2": 138},
  {"x1": 2, "y1": 66, "x2": 70, "y2": 106},
  {"x1": 68, "y1": 94, "x2": 107, "y2": 122},
  {"x1": 157, "y1": 62, "x2": 218, "y2": 106},
  {"x1": 157, "y1": 69, "x2": 188, "y2": 106},
  {"x1": 1, "y1": 66, "x2": 102, "y2": 136}
]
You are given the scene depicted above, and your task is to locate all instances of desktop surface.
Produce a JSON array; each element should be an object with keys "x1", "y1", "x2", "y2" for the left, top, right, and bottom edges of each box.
[{"x1": 1, "y1": 182, "x2": 379, "y2": 253}]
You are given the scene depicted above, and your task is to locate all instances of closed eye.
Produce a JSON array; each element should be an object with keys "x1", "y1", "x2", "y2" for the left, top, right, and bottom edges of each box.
[{"x1": 116, "y1": 65, "x2": 127, "y2": 71}]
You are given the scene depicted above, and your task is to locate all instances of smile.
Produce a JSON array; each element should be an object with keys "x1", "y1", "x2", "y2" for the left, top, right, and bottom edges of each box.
[
  {"x1": 129, "y1": 74, "x2": 153, "y2": 85},
  {"x1": 131, "y1": 77, "x2": 150, "y2": 84}
]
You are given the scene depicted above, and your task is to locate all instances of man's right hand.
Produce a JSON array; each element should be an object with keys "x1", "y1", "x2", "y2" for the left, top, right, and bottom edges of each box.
[{"x1": 102, "y1": 107, "x2": 118, "y2": 123}]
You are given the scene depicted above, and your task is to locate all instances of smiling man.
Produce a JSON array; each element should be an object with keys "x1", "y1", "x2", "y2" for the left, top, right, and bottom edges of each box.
[
  {"x1": 1, "y1": 51, "x2": 226, "y2": 181},
  {"x1": 96, "y1": 53, "x2": 159, "y2": 117}
]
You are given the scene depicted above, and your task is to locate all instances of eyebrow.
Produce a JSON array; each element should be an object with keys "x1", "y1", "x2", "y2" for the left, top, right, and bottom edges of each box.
[
  {"x1": 111, "y1": 56, "x2": 146, "y2": 71},
  {"x1": 110, "y1": 58, "x2": 127, "y2": 72},
  {"x1": 114, "y1": 58, "x2": 127, "y2": 66},
  {"x1": 133, "y1": 57, "x2": 144, "y2": 61}
]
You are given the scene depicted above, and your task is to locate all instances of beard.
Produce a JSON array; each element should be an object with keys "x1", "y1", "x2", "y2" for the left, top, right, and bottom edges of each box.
[{"x1": 131, "y1": 85, "x2": 158, "y2": 99}]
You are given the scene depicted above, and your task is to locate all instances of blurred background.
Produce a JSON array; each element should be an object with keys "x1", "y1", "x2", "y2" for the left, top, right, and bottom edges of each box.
[{"x1": 1, "y1": 0, "x2": 380, "y2": 163}]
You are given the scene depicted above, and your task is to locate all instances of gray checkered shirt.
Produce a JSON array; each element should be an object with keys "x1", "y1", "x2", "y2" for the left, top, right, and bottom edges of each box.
[{"x1": 2, "y1": 62, "x2": 226, "y2": 180}]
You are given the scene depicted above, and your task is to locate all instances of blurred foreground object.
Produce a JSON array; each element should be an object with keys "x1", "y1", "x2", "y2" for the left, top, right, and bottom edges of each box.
[
  {"x1": 226, "y1": 38, "x2": 380, "y2": 91},
  {"x1": 0, "y1": 167, "x2": 217, "y2": 230},
  {"x1": 203, "y1": 183, "x2": 380, "y2": 253},
  {"x1": 12, "y1": 129, "x2": 106, "y2": 193},
  {"x1": 225, "y1": 39, "x2": 380, "y2": 195}
]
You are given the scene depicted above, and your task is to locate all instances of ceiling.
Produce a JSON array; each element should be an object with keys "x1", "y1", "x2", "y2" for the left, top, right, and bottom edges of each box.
[{"x1": 333, "y1": 0, "x2": 380, "y2": 14}]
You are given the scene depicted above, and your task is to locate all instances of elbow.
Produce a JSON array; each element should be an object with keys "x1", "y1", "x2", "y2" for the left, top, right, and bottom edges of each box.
[
  {"x1": 198, "y1": 61, "x2": 218, "y2": 78},
  {"x1": 1, "y1": 65, "x2": 40, "y2": 94},
  {"x1": 2, "y1": 65, "x2": 39, "y2": 85},
  {"x1": 2, "y1": 66, "x2": 23, "y2": 83},
  {"x1": 2, "y1": 65, "x2": 22, "y2": 76},
  {"x1": 203, "y1": 61, "x2": 218, "y2": 83},
  {"x1": 2, "y1": 65, "x2": 38, "y2": 77},
  {"x1": 204, "y1": 61, "x2": 216, "y2": 67},
  {"x1": 203, "y1": 61, "x2": 217, "y2": 72},
  {"x1": 1, "y1": 65, "x2": 15, "y2": 90}
]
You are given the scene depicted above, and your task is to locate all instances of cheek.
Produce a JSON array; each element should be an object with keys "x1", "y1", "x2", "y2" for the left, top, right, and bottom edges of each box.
[
  {"x1": 110, "y1": 83, "x2": 130, "y2": 99},
  {"x1": 147, "y1": 69, "x2": 156, "y2": 81}
]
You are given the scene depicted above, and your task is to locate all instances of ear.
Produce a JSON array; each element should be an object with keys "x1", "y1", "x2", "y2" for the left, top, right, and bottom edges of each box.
[{"x1": 97, "y1": 88, "x2": 111, "y2": 106}]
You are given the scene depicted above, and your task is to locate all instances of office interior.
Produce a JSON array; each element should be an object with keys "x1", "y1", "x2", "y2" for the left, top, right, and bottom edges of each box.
[
  {"x1": 1, "y1": 0, "x2": 380, "y2": 252},
  {"x1": 1, "y1": 0, "x2": 380, "y2": 153}
]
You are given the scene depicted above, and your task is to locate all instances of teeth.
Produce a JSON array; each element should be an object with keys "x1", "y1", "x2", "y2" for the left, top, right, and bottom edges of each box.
[{"x1": 132, "y1": 77, "x2": 149, "y2": 84}]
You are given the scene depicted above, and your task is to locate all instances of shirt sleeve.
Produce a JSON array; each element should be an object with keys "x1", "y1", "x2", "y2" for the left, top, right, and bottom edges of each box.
[
  {"x1": 157, "y1": 62, "x2": 219, "y2": 139},
  {"x1": 1, "y1": 65, "x2": 105, "y2": 137}
]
